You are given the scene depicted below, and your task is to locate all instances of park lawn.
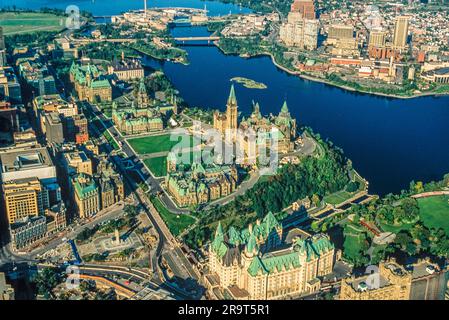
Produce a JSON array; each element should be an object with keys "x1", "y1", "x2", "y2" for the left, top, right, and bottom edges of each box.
[
  {"x1": 418, "y1": 195, "x2": 449, "y2": 234},
  {"x1": 324, "y1": 190, "x2": 353, "y2": 205},
  {"x1": 378, "y1": 220, "x2": 414, "y2": 233},
  {"x1": 0, "y1": 12, "x2": 64, "y2": 35},
  {"x1": 144, "y1": 157, "x2": 167, "y2": 177},
  {"x1": 343, "y1": 223, "x2": 368, "y2": 260},
  {"x1": 127, "y1": 134, "x2": 197, "y2": 155},
  {"x1": 150, "y1": 196, "x2": 195, "y2": 237},
  {"x1": 144, "y1": 151, "x2": 195, "y2": 177}
]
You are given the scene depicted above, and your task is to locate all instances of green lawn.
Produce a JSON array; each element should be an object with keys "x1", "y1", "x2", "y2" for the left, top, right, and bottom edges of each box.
[
  {"x1": 144, "y1": 157, "x2": 167, "y2": 177},
  {"x1": 343, "y1": 223, "x2": 368, "y2": 257},
  {"x1": 418, "y1": 195, "x2": 449, "y2": 234},
  {"x1": 0, "y1": 12, "x2": 64, "y2": 35},
  {"x1": 378, "y1": 221, "x2": 414, "y2": 233},
  {"x1": 324, "y1": 190, "x2": 353, "y2": 205},
  {"x1": 144, "y1": 151, "x2": 195, "y2": 177},
  {"x1": 150, "y1": 196, "x2": 195, "y2": 237},
  {"x1": 127, "y1": 134, "x2": 197, "y2": 155}
]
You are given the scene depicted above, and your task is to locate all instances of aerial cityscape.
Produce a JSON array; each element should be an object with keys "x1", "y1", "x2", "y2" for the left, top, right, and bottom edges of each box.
[{"x1": 0, "y1": 0, "x2": 449, "y2": 305}]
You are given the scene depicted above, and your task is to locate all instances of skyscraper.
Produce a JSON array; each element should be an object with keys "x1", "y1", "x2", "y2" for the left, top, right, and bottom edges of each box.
[
  {"x1": 393, "y1": 16, "x2": 409, "y2": 50},
  {"x1": 291, "y1": 0, "x2": 316, "y2": 19},
  {"x1": 279, "y1": 11, "x2": 319, "y2": 50},
  {"x1": 369, "y1": 30, "x2": 387, "y2": 48}
]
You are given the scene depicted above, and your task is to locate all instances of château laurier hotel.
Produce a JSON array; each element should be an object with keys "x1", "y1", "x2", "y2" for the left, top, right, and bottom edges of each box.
[{"x1": 204, "y1": 212, "x2": 337, "y2": 300}]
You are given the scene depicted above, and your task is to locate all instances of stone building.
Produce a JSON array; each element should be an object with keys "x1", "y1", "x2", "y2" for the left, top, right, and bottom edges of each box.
[
  {"x1": 2, "y1": 177, "x2": 49, "y2": 224},
  {"x1": 10, "y1": 215, "x2": 47, "y2": 250},
  {"x1": 69, "y1": 62, "x2": 112, "y2": 102},
  {"x1": 108, "y1": 55, "x2": 144, "y2": 81},
  {"x1": 0, "y1": 272, "x2": 15, "y2": 300},
  {"x1": 112, "y1": 78, "x2": 164, "y2": 134},
  {"x1": 72, "y1": 173, "x2": 100, "y2": 219},
  {"x1": 213, "y1": 85, "x2": 239, "y2": 142},
  {"x1": 166, "y1": 161, "x2": 238, "y2": 208},
  {"x1": 95, "y1": 156, "x2": 125, "y2": 202},
  {"x1": 204, "y1": 213, "x2": 335, "y2": 299},
  {"x1": 339, "y1": 258, "x2": 448, "y2": 300},
  {"x1": 214, "y1": 86, "x2": 297, "y2": 164}
]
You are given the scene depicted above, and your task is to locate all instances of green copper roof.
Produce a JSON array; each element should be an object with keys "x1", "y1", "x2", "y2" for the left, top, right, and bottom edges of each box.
[
  {"x1": 228, "y1": 226, "x2": 241, "y2": 246},
  {"x1": 212, "y1": 222, "x2": 228, "y2": 257},
  {"x1": 281, "y1": 101, "x2": 289, "y2": 113},
  {"x1": 74, "y1": 174, "x2": 98, "y2": 200},
  {"x1": 248, "y1": 256, "x2": 268, "y2": 276},
  {"x1": 90, "y1": 79, "x2": 111, "y2": 89},
  {"x1": 246, "y1": 232, "x2": 258, "y2": 255},
  {"x1": 227, "y1": 84, "x2": 237, "y2": 105}
]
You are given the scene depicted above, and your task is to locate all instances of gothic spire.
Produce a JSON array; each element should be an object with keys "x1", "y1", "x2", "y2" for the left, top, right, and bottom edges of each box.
[
  {"x1": 227, "y1": 84, "x2": 237, "y2": 105},
  {"x1": 281, "y1": 100, "x2": 289, "y2": 113}
]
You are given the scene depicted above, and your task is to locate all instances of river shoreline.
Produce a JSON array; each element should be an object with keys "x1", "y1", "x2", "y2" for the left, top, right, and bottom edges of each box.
[{"x1": 214, "y1": 42, "x2": 449, "y2": 100}]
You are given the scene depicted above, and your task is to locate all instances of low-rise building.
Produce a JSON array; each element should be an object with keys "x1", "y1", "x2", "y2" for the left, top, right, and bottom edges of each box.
[
  {"x1": 72, "y1": 173, "x2": 100, "y2": 219},
  {"x1": 18, "y1": 58, "x2": 57, "y2": 96},
  {"x1": 108, "y1": 57, "x2": 144, "y2": 81},
  {"x1": 0, "y1": 66, "x2": 22, "y2": 104},
  {"x1": 0, "y1": 146, "x2": 60, "y2": 205},
  {"x1": 62, "y1": 150, "x2": 93, "y2": 177},
  {"x1": 2, "y1": 177, "x2": 48, "y2": 224},
  {"x1": 166, "y1": 161, "x2": 238, "y2": 208},
  {"x1": 0, "y1": 272, "x2": 14, "y2": 300},
  {"x1": 421, "y1": 67, "x2": 449, "y2": 83},
  {"x1": 10, "y1": 215, "x2": 47, "y2": 250},
  {"x1": 339, "y1": 258, "x2": 448, "y2": 300},
  {"x1": 111, "y1": 79, "x2": 164, "y2": 134},
  {"x1": 69, "y1": 61, "x2": 112, "y2": 103}
]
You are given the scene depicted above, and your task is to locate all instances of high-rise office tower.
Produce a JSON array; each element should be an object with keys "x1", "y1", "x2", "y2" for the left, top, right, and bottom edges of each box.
[
  {"x1": 328, "y1": 24, "x2": 354, "y2": 40},
  {"x1": 369, "y1": 30, "x2": 387, "y2": 48},
  {"x1": 291, "y1": 0, "x2": 316, "y2": 19},
  {"x1": 393, "y1": 16, "x2": 409, "y2": 50}
]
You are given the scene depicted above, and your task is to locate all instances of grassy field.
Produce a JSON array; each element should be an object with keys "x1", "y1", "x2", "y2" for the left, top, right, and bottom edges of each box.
[
  {"x1": 324, "y1": 190, "x2": 354, "y2": 205},
  {"x1": 144, "y1": 157, "x2": 167, "y2": 177},
  {"x1": 0, "y1": 12, "x2": 64, "y2": 35},
  {"x1": 127, "y1": 134, "x2": 197, "y2": 155},
  {"x1": 378, "y1": 221, "x2": 414, "y2": 233},
  {"x1": 418, "y1": 195, "x2": 449, "y2": 234},
  {"x1": 144, "y1": 151, "x2": 195, "y2": 177},
  {"x1": 150, "y1": 196, "x2": 195, "y2": 237},
  {"x1": 343, "y1": 223, "x2": 368, "y2": 260}
]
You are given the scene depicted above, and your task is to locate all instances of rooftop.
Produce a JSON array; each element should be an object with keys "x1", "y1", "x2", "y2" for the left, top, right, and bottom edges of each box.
[{"x1": 0, "y1": 146, "x2": 53, "y2": 174}]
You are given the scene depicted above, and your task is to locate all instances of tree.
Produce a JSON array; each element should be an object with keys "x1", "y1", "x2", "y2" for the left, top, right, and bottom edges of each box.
[
  {"x1": 34, "y1": 268, "x2": 63, "y2": 299},
  {"x1": 311, "y1": 221, "x2": 320, "y2": 233},
  {"x1": 312, "y1": 194, "x2": 321, "y2": 207}
]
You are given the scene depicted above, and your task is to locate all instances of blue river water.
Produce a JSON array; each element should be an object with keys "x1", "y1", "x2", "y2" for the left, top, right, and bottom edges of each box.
[
  {"x1": 2, "y1": 0, "x2": 449, "y2": 196},
  {"x1": 0, "y1": 0, "x2": 250, "y2": 16}
]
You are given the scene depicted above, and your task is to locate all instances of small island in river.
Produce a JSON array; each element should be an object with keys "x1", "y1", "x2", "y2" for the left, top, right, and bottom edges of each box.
[{"x1": 231, "y1": 77, "x2": 267, "y2": 89}]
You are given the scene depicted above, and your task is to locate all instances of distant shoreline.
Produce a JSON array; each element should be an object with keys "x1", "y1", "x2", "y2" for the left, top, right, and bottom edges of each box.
[{"x1": 215, "y1": 42, "x2": 449, "y2": 100}]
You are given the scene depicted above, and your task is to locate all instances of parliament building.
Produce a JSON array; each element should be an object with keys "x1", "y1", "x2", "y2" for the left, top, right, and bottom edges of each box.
[
  {"x1": 112, "y1": 78, "x2": 164, "y2": 135},
  {"x1": 213, "y1": 85, "x2": 297, "y2": 163},
  {"x1": 69, "y1": 62, "x2": 112, "y2": 103},
  {"x1": 165, "y1": 158, "x2": 238, "y2": 208}
]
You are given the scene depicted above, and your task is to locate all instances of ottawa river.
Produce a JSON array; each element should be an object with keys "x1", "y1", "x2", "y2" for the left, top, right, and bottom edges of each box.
[{"x1": 3, "y1": 0, "x2": 449, "y2": 196}]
